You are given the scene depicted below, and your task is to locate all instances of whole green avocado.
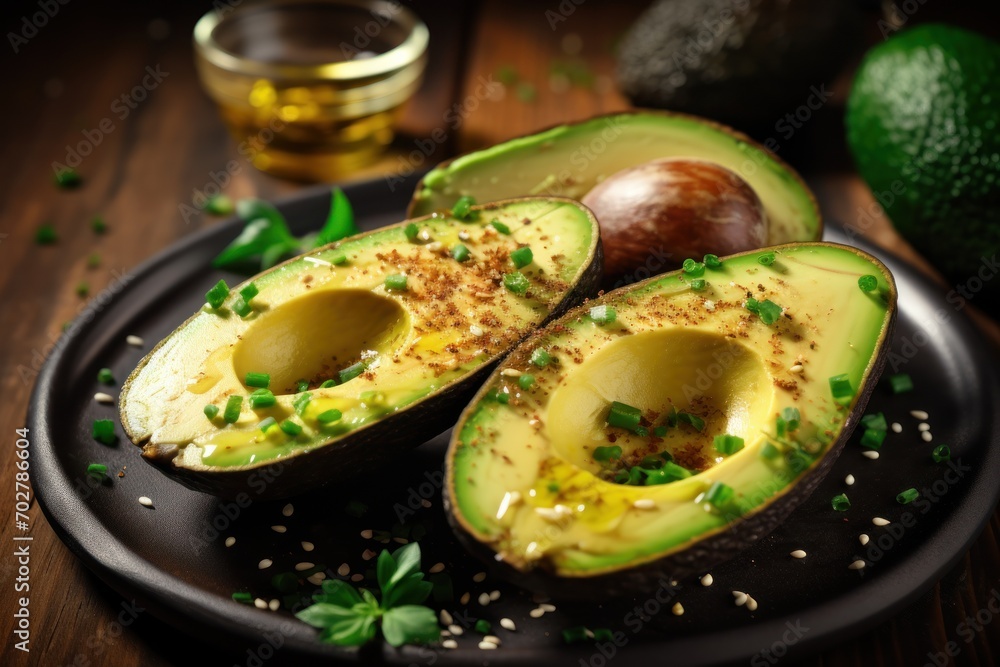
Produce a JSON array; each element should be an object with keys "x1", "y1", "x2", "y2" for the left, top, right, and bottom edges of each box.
[{"x1": 846, "y1": 24, "x2": 1000, "y2": 312}]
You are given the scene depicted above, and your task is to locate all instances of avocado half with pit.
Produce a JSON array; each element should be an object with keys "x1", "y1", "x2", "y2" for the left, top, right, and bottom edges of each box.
[
  {"x1": 409, "y1": 111, "x2": 821, "y2": 247},
  {"x1": 120, "y1": 198, "x2": 601, "y2": 500},
  {"x1": 446, "y1": 243, "x2": 896, "y2": 597}
]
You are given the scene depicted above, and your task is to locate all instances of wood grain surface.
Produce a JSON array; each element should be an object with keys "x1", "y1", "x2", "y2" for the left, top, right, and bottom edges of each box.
[{"x1": 1, "y1": 1, "x2": 998, "y2": 666}]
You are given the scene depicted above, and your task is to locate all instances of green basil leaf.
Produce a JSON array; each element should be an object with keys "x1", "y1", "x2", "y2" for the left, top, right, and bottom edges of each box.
[
  {"x1": 317, "y1": 579, "x2": 363, "y2": 608},
  {"x1": 295, "y1": 603, "x2": 359, "y2": 628},
  {"x1": 212, "y1": 217, "x2": 295, "y2": 269},
  {"x1": 388, "y1": 542, "x2": 422, "y2": 590},
  {"x1": 319, "y1": 614, "x2": 377, "y2": 646},
  {"x1": 315, "y1": 187, "x2": 359, "y2": 247},
  {"x1": 380, "y1": 605, "x2": 440, "y2": 647},
  {"x1": 382, "y1": 573, "x2": 433, "y2": 608},
  {"x1": 376, "y1": 549, "x2": 397, "y2": 595}
]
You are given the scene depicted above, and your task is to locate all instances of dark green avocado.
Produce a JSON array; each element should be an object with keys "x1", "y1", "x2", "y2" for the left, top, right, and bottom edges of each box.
[{"x1": 120, "y1": 198, "x2": 602, "y2": 500}]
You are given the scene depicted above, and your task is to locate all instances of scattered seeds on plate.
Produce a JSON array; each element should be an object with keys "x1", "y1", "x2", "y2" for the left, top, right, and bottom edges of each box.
[
  {"x1": 440, "y1": 610, "x2": 453, "y2": 626},
  {"x1": 529, "y1": 608, "x2": 545, "y2": 618},
  {"x1": 862, "y1": 450, "x2": 880, "y2": 460},
  {"x1": 271, "y1": 525, "x2": 287, "y2": 533},
  {"x1": 350, "y1": 574, "x2": 363, "y2": 583},
  {"x1": 138, "y1": 496, "x2": 154, "y2": 508},
  {"x1": 429, "y1": 562, "x2": 446, "y2": 573},
  {"x1": 500, "y1": 618, "x2": 516, "y2": 631},
  {"x1": 442, "y1": 639, "x2": 458, "y2": 649},
  {"x1": 478, "y1": 641, "x2": 497, "y2": 650},
  {"x1": 337, "y1": 563, "x2": 350, "y2": 577},
  {"x1": 254, "y1": 598, "x2": 267, "y2": 610},
  {"x1": 700, "y1": 573, "x2": 714, "y2": 586},
  {"x1": 225, "y1": 536, "x2": 235, "y2": 548},
  {"x1": 478, "y1": 592, "x2": 491, "y2": 606},
  {"x1": 872, "y1": 517, "x2": 891, "y2": 526},
  {"x1": 918, "y1": 422, "x2": 930, "y2": 432},
  {"x1": 859, "y1": 534, "x2": 870, "y2": 545},
  {"x1": 732, "y1": 591, "x2": 748, "y2": 606},
  {"x1": 922, "y1": 431, "x2": 933, "y2": 442},
  {"x1": 672, "y1": 602, "x2": 684, "y2": 616},
  {"x1": 282, "y1": 503, "x2": 294, "y2": 517},
  {"x1": 845, "y1": 474, "x2": 855, "y2": 486},
  {"x1": 910, "y1": 410, "x2": 929, "y2": 420},
  {"x1": 746, "y1": 596, "x2": 759, "y2": 612},
  {"x1": 891, "y1": 422, "x2": 903, "y2": 433},
  {"x1": 258, "y1": 559, "x2": 272, "y2": 570},
  {"x1": 94, "y1": 392, "x2": 114, "y2": 404},
  {"x1": 268, "y1": 599, "x2": 280, "y2": 611},
  {"x1": 294, "y1": 562, "x2": 314, "y2": 571},
  {"x1": 473, "y1": 571, "x2": 487, "y2": 583},
  {"x1": 848, "y1": 560, "x2": 867, "y2": 570},
  {"x1": 301, "y1": 541, "x2": 314, "y2": 552},
  {"x1": 448, "y1": 624, "x2": 464, "y2": 636},
  {"x1": 790, "y1": 550, "x2": 807, "y2": 559},
  {"x1": 126, "y1": 335, "x2": 144, "y2": 347}
]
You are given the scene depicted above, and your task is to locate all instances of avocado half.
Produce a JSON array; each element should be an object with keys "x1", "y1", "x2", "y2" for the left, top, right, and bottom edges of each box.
[
  {"x1": 120, "y1": 198, "x2": 601, "y2": 500},
  {"x1": 408, "y1": 111, "x2": 822, "y2": 249},
  {"x1": 445, "y1": 242, "x2": 896, "y2": 597}
]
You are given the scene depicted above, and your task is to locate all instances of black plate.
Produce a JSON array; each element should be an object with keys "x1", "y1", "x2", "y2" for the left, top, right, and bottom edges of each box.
[{"x1": 30, "y1": 174, "x2": 1000, "y2": 666}]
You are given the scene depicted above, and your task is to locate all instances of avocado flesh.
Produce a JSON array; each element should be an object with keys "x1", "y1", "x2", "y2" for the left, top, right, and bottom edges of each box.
[
  {"x1": 447, "y1": 243, "x2": 895, "y2": 592},
  {"x1": 410, "y1": 112, "x2": 821, "y2": 248},
  {"x1": 120, "y1": 198, "x2": 601, "y2": 499}
]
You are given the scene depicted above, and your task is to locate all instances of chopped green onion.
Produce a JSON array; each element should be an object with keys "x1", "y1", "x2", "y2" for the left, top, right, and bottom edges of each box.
[
  {"x1": 54, "y1": 167, "x2": 81, "y2": 188},
  {"x1": 296, "y1": 379, "x2": 309, "y2": 393},
  {"x1": 704, "y1": 481, "x2": 735, "y2": 507},
  {"x1": 860, "y1": 412, "x2": 887, "y2": 432},
  {"x1": 232, "y1": 592, "x2": 253, "y2": 604},
  {"x1": 589, "y1": 304, "x2": 617, "y2": 325},
  {"x1": 713, "y1": 434, "x2": 744, "y2": 455},
  {"x1": 896, "y1": 488, "x2": 919, "y2": 504},
  {"x1": 240, "y1": 283, "x2": 259, "y2": 302},
  {"x1": 293, "y1": 392, "x2": 312, "y2": 416},
  {"x1": 607, "y1": 401, "x2": 642, "y2": 433},
  {"x1": 280, "y1": 419, "x2": 303, "y2": 436},
  {"x1": 35, "y1": 224, "x2": 57, "y2": 245},
  {"x1": 384, "y1": 274, "x2": 408, "y2": 291},
  {"x1": 330, "y1": 251, "x2": 347, "y2": 265},
  {"x1": 451, "y1": 195, "x2": 476, "y2": 221},
  {"x1": 662, "y1": 406, "x2": 678, "y2": 428},
  {"x1": 829, "y1": 374, "x2": 854, "y2": 403},
  {"x1": 831, "y1": 492, "x2": 851, "y2": 511},
  {"x1": 592, "y1": 629, "x2": 615, "y2": 642},
  {"x1": 562, "y1": 626, "x2": 590, "y2": 644},
  {"x1": 491, "y1": 389, "x2": 510, "y2": 404},
  {"x1": 703, "y1": 254, "x2": 722, "y2": 269},
  {"x1": 530, "y1": 348, "x2": 552, "y2": 367},
  {"x1": 338, "y1": 361, "x2": 366, "y2": 384},
  {"x1": 758, "y1": 252, "x2": 776, "y2": 266},
  {"x1": 490, "y1": 219, "x2": 511, "y2": 235},
  {"x1": 317, "y1": 409, "x2": 342, "y2": 424},
  {"x1": 760, "y1": 442, "x2": 781, "y2": 460},
  {"x1": 203, "y1": 404, "x2": 219, "y2": 421},
  {"x1": 451, "y1": 244, "x2": 470, "y2": 262},
  {"x1": 76, "y1": 282, "x2": 90, "y2": 298},
  {"x1": 689, "y1": 278, "x2": 706, "y2": 291},
  {"x1": 319, "y1": 378, "x2": 337, "y2": 388},
  {"x1": 245, "y1": 372, "x2": 270, "y2": 388},
  {"x1": 682, "y1": 258, "x2": 705, "y2": 277},
  {"x1": 518, "y1": 373, "x2": 536, "y2": 390},
  {"x1": 503, "y1": 272, "x2": 530, "y2": 294},
  {"x1": 510, "y1": 246, "x2": 533, "y2": 268},
  {"x1": 592, "y1": 445, "x2": 622, "y2": 462},
  {"x1": 932, "y1": 444, "x2": 951, "y2": 462},
  {"x1": 203, "y1": 194, "x2": 234, "y2": 216},
  {"x1": 92, "y1": 419, "x2": 116, "y2": 445},
  {"x1": 858, "y1": 275, "x2": 878, "y2": 292},
  {"x1": 639, "y1": 454, "x2": 665, "y2": 469},
  {"x1": 888, "y1": 373, "x2": 913, "y2": 394},
  {"x1": 781, "y1": 407, "x2": 801, "y2": 432},
  {"x1": 653, "y1": 426, "x2": 668, "y2": 437},
  {"x1": 786, "y1": 448, "x2": 813, "y2": 473},
  {"x1": 90, "y1": 216, "x2": 107, "y2": 235},
  {"x1": 677, "y1": 412, "x2": 705, "y2": 431},
  {"x1": 745, "y1": 297, "x2": 760, "y2": 314},
  {"x1": 475, "y1": 619, "x2": 492, "y2": 634},
  {"x1": 97, "y1": 368, "x2": 115, "y2": 385},
  {"x1": 860, "y1": 428, "x2": 886, "y2": 450},
  {"x1": 757, "y1": 299, "x2": 783, "y2": 325},
  {"x1": 86, "y1": 463, "x2": 108, "y2": 480},
  {"x1": 258, "y1": 417, "x2": 277, "y2": 432},
  {"x1": 223, "y1": 395, "x2": 242, "y2": 423},
  {"x1": 249, "y1": 388, "x2": 276, "y2": 409},
  {"x1": 404, "y1": 222, "x2": 419, "y2": 241},
  {"x1": 205, "y1": 279, "x2": 230, "y2": 309}
]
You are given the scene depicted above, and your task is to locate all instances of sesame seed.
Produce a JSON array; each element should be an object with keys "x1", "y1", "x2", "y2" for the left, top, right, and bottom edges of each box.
[
  {"x1": 126, "y1": 335, "x2": 144, "y2": 347},
  {"x1": 539, "y1": 603, "x2": 556, "y2": 612},
  {"x1": 732, "y1": 591, "x2": 748, "y2": 606},
  {"x1": 922, "y1": 431, "x2": 933, "y2": 442},
  {"x1": 138, "y1": 496, "x2": 154, "y2": 508},
  {"x1": 500, "y1": 618, "x2": 516, "y2": 631},
  {"x1": 282, "y1": 503, "x2": 294, "y2": 517},
  {"x1": 350, "y1": 574, "x2": 364, "y2": 582},
  {"x1": 426, "y1": 242, "x2": 443, "y2": 252},
  {"x1": 254, "y1": 598, "x2": 267, "y2": 609},
  {"x1": 478, "y1": 641, "x2": 497, "y2": 650},
  {"x1": 360, "y1": 529, "x2": 373, "y2": 539},
  {"x1": 845, "y1": 474, "x2": 855, "y2": 485},
  {"x1": 918, "y1": 422, "x2": 930, "y2": 432},
  {"x1": 746, "y1": 596, "x2": 758, "y2": 612},
  {"x1": 440, "y1": 610, "x2": 453, "y2": 626},
  {"x1": 429, "y1": 562, "x2": 446, "y2": 574},
  {"x1": 891, "y1": 422, "x2": 902, "y2": 433},
  {"x1": 94, "y1": 392, "x2": 114, "y2": 404},
  {"x1": 301, "y1": 541, "x2": 314, "y2": 552},
  {"x1": 269, "y1": 599, "x2": 280, "y2": 611},
  {"x1": 362, "y1": 549, "x2": 376, "y2": 561},
  {"x1": 460, "y1": 592, "x2": 471, "y2": 605},
  {"x1": 529, "y1": 608, "x2": 545, "y2": 618},
  {"x1": 859, "y1": 534, "x2": 870, "y2": 545},
  {"x1": 337, "y1": 563, "x2": 350, "y2": 577},
  {"x1": 790, "y1": 550, "x2": 807, "y2": 559},
  {"x1": 910, "y1": 410, "x2": 929, "y2": 420},
  {"x1": 294, "y1": 562, "x2": 314, "y2": 571},
  {"x1": 872, "y1": 517, "x2": 891, "y2": 526},
  {"x1": 473, "y1": 571, "x2": 487, "y2": 583},
  {"x1": 392, "y1": 537, "x2": 409, "y2": 544},
  {"x1": 306, "y1": 574, "x2": 324, "y2": 586},
  {"x1": 633, "y1": 498, "x2": 656, "y2": 510},
  {"x1": 789, "y1": 364, "x2": 804, "y2": 374},
  {"x1": 700, "y1": 574, "x2": 714, "y2": 587},
  {"x1": 470, "y1": 325, "x2": 484, "y2": 337},
  {"x1": 458, "y1": 230, "x2": 470, "y2": 241},
  {"x1": 448, "y1": 624, "x2": 464, "y2": 636},
  {"x1": 442, "y1": 639, "x2": 458, "y2": 649},
  {"x1": 862, "y1": 450, "x2": 880, "y2": 460},
  {"x1": 483, "y1": 635, "x2": 501, "y2": 645},
  {"x1": 500, "y1": 368, "x2": 523, "y2": 377},
  {"x1": 848, "y1": 560, "x2": 866, "y2": 570},
  {"x1": 478, "y1": 592, "x2": 491, "y2": 606},
  {"x1": 489, "y1": 590, "x2": 501, "y2": 601},
  {"x1": 672, "y1": 602, "x2": 684, "y2": 616},
  {"x1": 704, "y1": 300, "x2": 716, "y2": 312},
  {"x1": 271, "y1": 525, "x2": 286, "y2": 533},
  {"x1": 421, "y1": 498, "x2": 432, "y2": 508}
]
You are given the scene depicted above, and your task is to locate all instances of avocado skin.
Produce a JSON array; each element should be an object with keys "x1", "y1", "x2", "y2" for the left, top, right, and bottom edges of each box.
[
  {"x1": 846, "y1": 24, "x2": 1000, "y2": 314},
  {"x1": 443, "y1": 243, "x2": 897, "y2": 598},
  {"x1": 132, "y1": 202, "x2": 604, "y2": 501},
  {"x1": 616, "y1": 0, "x2": 863, "y2": 127}
]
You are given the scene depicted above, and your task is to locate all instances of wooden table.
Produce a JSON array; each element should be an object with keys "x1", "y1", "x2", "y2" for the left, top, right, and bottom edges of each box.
[{"x1": 2, "y1": 1, "x2": 998, "y2": 665}]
